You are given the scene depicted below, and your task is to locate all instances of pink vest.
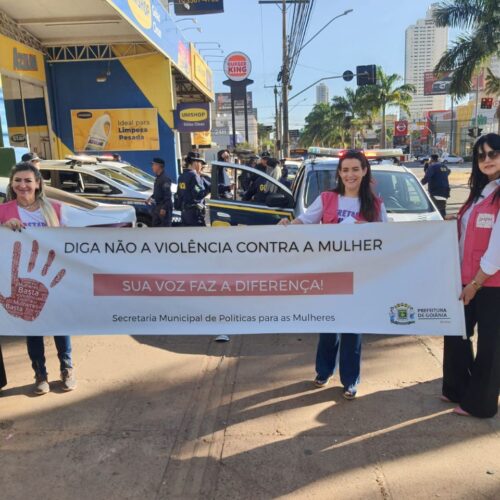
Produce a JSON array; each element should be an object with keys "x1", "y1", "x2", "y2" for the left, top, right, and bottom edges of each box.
[
  {"x1": 457, "y1": 188, "x2": 500, "y2": 287},
  {"x1": 0, "y1": 200, "x2": 62, "y2": 225},
  {"x1": 320, "y1": 191, "x2": 382, "y2": 224}
]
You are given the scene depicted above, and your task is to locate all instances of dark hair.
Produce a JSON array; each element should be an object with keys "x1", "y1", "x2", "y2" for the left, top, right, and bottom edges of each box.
[
  {"x1": 334, "y1": 151, "x2": 378, "y2": 222},
  {"x1": 152, "y1": 157, "x2": 165, "y2": 167},
  {"x1": 430, "y1": 154, "x2": 439, "y2": 162},
  {"x1": 217, "y1": 149, "x2": 230, "y2": 161},
  {"x1": 465, "y1": 133, "x2": 500, "y2": 208}
]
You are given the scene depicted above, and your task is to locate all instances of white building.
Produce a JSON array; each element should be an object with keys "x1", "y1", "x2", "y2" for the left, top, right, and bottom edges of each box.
[
  {"x1": 316, "y1": 83, "x2": 329, "y2": 104},
  {"x1": 404, "y1": 3, "x2": 448, "y2": 119}
]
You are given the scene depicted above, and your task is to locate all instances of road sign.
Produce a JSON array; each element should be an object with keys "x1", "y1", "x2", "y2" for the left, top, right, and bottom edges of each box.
[
  {"x1": 342, "y1": 70, "x2": 354, "y2": 82},
  {"x1": 394, "y1": 120, "x2": 408, "y2": 137},
  {"x1": 481, "y1": 97, "x2": 493, "y2": 109}
]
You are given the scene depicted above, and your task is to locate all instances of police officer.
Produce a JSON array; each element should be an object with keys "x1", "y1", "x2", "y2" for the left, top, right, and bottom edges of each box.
[
  {"x1": 147, "y1": 157, "x2": 173, "y2": 227},
  {"x1": 243, "y1": 161, "x2": 268, "y2": 203},
  {"x1": 421, "y1": 153, "x2": 451, "y2": 217},
  {"x1": 175, "y1": 152, "x2": 209, "y2": 226},
  {"x1": 21, "y1": 152, "x2": 41, "y2": 169}
]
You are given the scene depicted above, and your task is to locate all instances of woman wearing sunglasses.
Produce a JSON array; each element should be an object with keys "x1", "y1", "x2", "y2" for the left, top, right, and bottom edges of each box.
[
  {"x1": 279, "y1": 150, "x2": 387, "y2": 399},
  {"x1": 442, "y1": 133, "x2": 500, "y2": 418}
]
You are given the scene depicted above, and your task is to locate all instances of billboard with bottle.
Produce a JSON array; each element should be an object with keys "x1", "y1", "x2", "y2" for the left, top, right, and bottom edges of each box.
[{"x1": 71, "y1": 108, "x2": 159, "y2": 152}]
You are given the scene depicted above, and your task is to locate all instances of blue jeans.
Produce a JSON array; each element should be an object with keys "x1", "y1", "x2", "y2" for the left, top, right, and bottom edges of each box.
[
  {"x1": 26, "y1": 336, "x2": 73, "y2": 377},
  {"x1": 315, "y1": 333, "x2": 362, "y2": 393}
]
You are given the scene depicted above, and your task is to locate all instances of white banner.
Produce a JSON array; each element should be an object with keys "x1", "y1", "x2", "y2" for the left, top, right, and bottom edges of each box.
[{"x1": 0, "y1": 223, "x2": 465, "y2": 336}]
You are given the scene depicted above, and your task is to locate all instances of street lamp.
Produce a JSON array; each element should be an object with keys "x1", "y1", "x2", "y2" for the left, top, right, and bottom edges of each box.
[
  {"x1": 194, "y1": 42, "x2": 221, "y2": 47},
  {"x1": 181, "y1": 27, "x2": 202, "y2": 33},
  {"x1": 199, "y1": 48, "x2": 224, "y2": 54},
  {"x1": 289, "y1": 9, "x2": 353, "y2": 60},
  {"x1": 175, "y1": 18, "x2": 198, "y2": 24}
]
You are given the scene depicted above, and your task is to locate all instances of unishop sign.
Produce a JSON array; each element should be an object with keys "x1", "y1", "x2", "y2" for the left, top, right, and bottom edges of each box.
[
  {"x1": 224, "y1": 52, "x2": 252, "y2": 81},
  {"x1": 174, "y1": 102, "x2": 211, "y2": 132}
]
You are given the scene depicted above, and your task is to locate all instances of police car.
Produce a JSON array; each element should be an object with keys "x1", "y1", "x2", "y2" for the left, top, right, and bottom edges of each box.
[
  {"x1": 0, "y1": 177, "x2": 136, "y2": 227},
  {"x1": 38, "y1": 156, "x2": 156, "y2": 226},
  {"x1": 69, "y1": 155, "x2": 180, "y2": 224},
  {"x1": 207, "y1": 158, "x2": 442, "y2": 226}
]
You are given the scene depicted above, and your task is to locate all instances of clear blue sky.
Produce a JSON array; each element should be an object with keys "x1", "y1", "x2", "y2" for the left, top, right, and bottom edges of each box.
[{"x1": 172, "y1": 0, "x2": 454, "y2": 129}]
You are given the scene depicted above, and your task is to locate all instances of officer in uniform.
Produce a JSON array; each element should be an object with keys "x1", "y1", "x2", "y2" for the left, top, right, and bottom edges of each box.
[
  {"x1": 243, "y1": 161, "x2": 269, "y2": 203},
  {"x1": 421, "y1": 153, "x2": 451, "y2": 217},
  {"x1": 175, "y1": 152, "x2": 209, "y2": 226},
  {"x1": 148, "y1": 157, "x2": 173, "y2": 227}
]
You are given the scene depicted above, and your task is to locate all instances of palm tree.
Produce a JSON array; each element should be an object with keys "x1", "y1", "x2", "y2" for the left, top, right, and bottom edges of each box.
[
  {"x1": 331, "y1": 88, "x2": 373, "y2": 148},
  {"x1": 363, "y1": 68, "x2": 416, "y2": 148},
  {"x1": 433, "y1": 0, "x2": 500, "y2": 96},
  {"x1": 300, "y1": 103, "x2": 348, "y2": 147}
]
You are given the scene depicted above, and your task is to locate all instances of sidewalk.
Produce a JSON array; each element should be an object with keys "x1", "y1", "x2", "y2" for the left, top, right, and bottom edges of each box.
[{"x1": 0, "y1": 333, "x2": 498, "y2": 499}]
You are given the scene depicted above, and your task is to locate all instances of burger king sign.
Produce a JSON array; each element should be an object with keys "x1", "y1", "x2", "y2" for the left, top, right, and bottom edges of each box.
[{"x1": 224, "y1": 52, "x2": 252, "y2": 81}]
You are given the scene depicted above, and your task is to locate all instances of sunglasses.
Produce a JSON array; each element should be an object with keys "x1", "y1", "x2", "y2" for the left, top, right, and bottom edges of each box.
[{"x1": 478, "y1": 150, "x2": 500, "y2": 162}]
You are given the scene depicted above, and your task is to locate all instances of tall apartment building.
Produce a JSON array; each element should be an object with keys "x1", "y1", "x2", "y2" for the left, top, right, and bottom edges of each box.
[
  {"x1": 404, "y1": 3, "x2": 448, "y2": 119},
  {"x1": 316, "y1": 82, "x2": 329, "y2": 104}
]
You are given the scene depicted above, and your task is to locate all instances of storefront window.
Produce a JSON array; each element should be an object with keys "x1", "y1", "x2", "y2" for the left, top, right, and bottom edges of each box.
[{"x1": 0, "y1": 74, "x2": 51, "y2": 161}]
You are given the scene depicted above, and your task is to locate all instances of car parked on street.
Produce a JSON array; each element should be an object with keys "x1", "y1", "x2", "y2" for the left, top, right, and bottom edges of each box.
[
  {"x1": 38, "y1": 156, "x2": 157, "y2": 226},
  {"x1": 440, "y1": 153, "x2": 464, "y2": 164},
  {"x1": 207, "y1": 158, "x2": 442, "y2": 226},
  {"x1": 0, "y1": 177, "x2": 136, "y2": 227}
]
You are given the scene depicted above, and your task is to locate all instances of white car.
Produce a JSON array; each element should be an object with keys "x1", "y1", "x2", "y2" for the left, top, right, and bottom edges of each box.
[
  {"x1": 283, "y1": 160, "x2": 302, "y2": 181},
  {"x1": 0, "y1": 177, "x2": 136, "y2": 227},
  {"x1": 440, "y1": 154, "x2": 464, "y2": 165},
  {"x1": 207, "y1": 158, "x2": 443, "y2": 225}
]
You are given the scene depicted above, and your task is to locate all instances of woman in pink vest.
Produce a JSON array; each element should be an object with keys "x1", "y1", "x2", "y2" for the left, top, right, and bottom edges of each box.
[
  {"x1": 0, "y1": 162, "x2": 76, "y2": 395},
  {"x1": 279, "y1": 150, "x2": 387, "y2": 399},
  {"x1": 442, "y1": 133, "x2": 499, "y2": 418}
]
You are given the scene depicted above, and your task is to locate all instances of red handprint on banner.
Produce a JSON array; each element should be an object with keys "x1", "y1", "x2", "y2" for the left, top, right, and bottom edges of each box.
[{"x1": 0, "y1": 241, "x2": 66, "y2": 321}]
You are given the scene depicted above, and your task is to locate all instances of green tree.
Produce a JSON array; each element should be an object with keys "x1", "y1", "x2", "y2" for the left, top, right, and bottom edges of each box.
[
  {"x1": 331, "y1": 88, "x2": 374, "y2": 148},
  {"x1": 257, "y1": 123, "x2": 274, "y2": 153},
  {"x1": 433, "y1": 0, "x2": 499, "y2": 96},
  {"x1": 300, "y1": 103, "x2": 341, "y2": 147},
  {"x1": 363, "y1": 68, "x2": 416, "y2": 148}
]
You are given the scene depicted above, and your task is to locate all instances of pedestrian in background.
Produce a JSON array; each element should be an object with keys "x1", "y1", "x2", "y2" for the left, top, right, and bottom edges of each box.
[
  {"x1": 280, "y1": 164, "x2": 292, "y2": 189},
  {"x1": 175, "y1": 152, "x2": 209, "y2": 226},
  {"x1": 21, "y1": 152, "x2": 41, "y2": 168},
  {"x1": 148, "y1": 157, "x2": 173, "y2": 227},
  {"x1": 265, "y1": 157, "x2": 282, "y2": 193},
  {"x1": 279, "y1": 150, "x2": 388, "y2": 399},
  {"x1": 442, "y1": 133, "x2": 499, "y2": 418},
  {"x1": 0, "y1": 162, "x2": 76, "y2": 395},
  {"x1": 0, "y1": 344, "x2": 6, "y2": 391},
  {"x1": 421, "y1": 153, "x2": 450, "y2": 217},
  {"x1": 217, "y1": 149, "x2": 233, "y2": 198}
]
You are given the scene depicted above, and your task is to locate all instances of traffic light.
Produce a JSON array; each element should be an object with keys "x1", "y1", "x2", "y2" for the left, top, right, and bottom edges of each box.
[
  {"x1": 480, "y1": 97, "x2": 493, "y2": 109},
  {"x1": 356, "y1": 65, "x2": 377, "y2": 86},
  {"x1": 468, "y1": 127, "x2": 483, "y2": 138}
]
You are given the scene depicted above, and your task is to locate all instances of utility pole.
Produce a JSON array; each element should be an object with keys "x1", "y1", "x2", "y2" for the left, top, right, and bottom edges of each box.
[
  {"x1": 274, "y1": 85, "x2": 281, "y2": 156},
  {"x1": 281, "y1": 0, "x2": 290, "y2": 157}
]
